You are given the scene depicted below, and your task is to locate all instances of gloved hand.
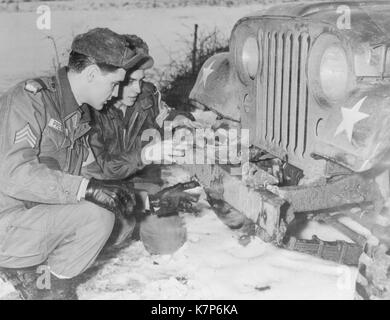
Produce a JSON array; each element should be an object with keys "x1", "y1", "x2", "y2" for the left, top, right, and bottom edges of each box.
[
  {"x1": 149, "y1": 181, "x2": 200, "y2": 217},
  {"x1": 85, "y1": 178, "x2": 136, "y2": 218}
]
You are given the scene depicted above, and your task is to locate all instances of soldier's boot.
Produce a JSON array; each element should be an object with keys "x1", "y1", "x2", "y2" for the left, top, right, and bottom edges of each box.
[
  {"x1": 48, "y1": 275, "x2": 78, "y2": 300},
  {"x1": 0, "y1": 267, "x2": 78, "y2": 300},
  {"x1": 0, "y1": 266, "x2": 42, "y2": 300}
]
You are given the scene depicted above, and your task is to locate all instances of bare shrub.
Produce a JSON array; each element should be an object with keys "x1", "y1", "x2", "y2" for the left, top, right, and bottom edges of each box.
[{"x1": 159, "y1": 27, "x2": 228, "y2": 112}]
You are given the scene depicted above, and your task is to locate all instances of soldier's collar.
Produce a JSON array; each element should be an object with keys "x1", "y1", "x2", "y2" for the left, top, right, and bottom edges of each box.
[
  {"x1": 107, "y1": 101, "x2": 127, "y2": 120},
  {"x1": 57, "y1": 67, "x2": 82, "y2": 120},
  {"x1": 63, "y1": 104, "x2": 92, "y2": 124},
  {"x1": 80, "y1": 104, "x2": 91, "y2": 123}
]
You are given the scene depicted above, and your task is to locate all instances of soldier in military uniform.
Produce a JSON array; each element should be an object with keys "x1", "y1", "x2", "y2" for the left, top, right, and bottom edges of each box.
[
  {"x1": 82, "y1": 34, "x2": 200, "y2": 250},
  {"x1": 83, "y1": 35, "x2": 199, "y2": 180},
  {"x1": 0, "y1": 28, "x2": 149, "y2": 299}
]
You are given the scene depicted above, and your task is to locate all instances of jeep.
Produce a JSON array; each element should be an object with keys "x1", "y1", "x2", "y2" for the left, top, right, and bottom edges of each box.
[{"x1": 187, "y1": 1, "x2": 390, "y2": 299}]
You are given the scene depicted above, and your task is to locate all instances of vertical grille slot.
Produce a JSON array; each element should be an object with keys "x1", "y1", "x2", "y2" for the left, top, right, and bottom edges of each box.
[
  {"x1": 288, "y1": 33, "x2": 299, "y2": 154},
  {"x1": 274, "y1": 32, "x2": 284, "y2": 146},
  {"x1": 259, "y1": 31, "x2": 269, "y2": 140},
  {"x1": 266, "y1": 31, "x2": 276, "y2": 143},
  {"x1": 297, "y1": 33, "x2": 310, "y2": 156},
  {"x1": 281, "y1": 32, "x2": 292, "y2": 151}
]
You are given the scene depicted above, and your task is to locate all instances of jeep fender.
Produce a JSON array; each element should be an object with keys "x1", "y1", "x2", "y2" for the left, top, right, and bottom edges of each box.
[{"x1": 189, "y1": 53, "x2": 244, "y2": 122}]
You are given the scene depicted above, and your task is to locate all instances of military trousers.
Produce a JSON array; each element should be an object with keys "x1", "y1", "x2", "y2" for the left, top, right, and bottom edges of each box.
[{"x1": 0, "y1": 201, "x2": 115, "y2": 278}]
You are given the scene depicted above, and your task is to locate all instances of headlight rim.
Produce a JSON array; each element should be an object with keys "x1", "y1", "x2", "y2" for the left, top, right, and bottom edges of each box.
[
  {"x1": 242, "y1": 36, "x2": 260, "y2": 81},
  {"x1": 233, "y1": 27, "x2": 261, "y2": 84},
  {"x1": 308, "y1": 33, "x2": 355, "y2": 106}
]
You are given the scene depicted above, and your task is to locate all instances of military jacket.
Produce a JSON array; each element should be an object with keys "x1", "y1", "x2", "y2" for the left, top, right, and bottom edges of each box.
[
  {"x1": 0, "y1": 67, "x2": 91, "y2": 213},
  {"x1": 84, "y1": 82, "x2": 162, "y2": 180}
]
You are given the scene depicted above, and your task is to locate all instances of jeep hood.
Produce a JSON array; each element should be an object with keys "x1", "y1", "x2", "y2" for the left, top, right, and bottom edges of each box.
[{"x1": 249, "y1": 1, "x2": 390, "y2": 44}]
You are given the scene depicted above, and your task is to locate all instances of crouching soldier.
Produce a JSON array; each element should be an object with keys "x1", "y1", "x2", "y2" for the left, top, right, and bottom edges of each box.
[
  {"x1": 82, "y1": 34, "x2": 200, "y2": 252},
  {"x1": 0, "y1": 28, "x2": 148, "y2": 300}
]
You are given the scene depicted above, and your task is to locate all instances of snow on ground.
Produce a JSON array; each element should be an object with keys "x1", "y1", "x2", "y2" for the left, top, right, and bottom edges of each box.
[
  {"x1": 0, "y1": 278, "x2": 15, "y2": 299},
  {"x1": 0, "y1": 166, "x2": 358, "y2": 300},
  {"x1": 78, "y1": 167, "x2": 357, "y2": 300},
  {"x1": 77, "y1": 212, "x2": 357, "y2": 300},
  {"x1": 0, "y1": 4, "x2": 266, "y2": 95}
]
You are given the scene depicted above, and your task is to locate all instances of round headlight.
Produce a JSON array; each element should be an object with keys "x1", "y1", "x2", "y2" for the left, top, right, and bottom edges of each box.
[
  {"x1": 320, "y1": 46, "x2": 349, "y2": 101},
  {"x1": 242, "y1": 37, "x2": 259, "y2": 80}
]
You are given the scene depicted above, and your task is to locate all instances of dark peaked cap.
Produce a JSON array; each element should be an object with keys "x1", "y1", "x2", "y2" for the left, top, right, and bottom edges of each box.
[
  {"x1": 122, "y1": 34, "x2": 154, "y2": 70},
  {"x1": 71, "y1": 28, "x2": 149, "y2": 70}
]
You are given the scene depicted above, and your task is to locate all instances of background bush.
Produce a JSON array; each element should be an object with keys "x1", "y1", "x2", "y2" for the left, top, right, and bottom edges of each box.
[{"x1": 158, "y1": 28, "x2": 228, "y2": 112}]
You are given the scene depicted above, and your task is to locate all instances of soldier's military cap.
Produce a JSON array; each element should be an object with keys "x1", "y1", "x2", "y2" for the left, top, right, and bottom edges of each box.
[
  {"x1": 122, "y1": 34, "x2": 154, "y2": 70},
  {"x1": 71, "y1": 28, "x2": 149, "y2": 70}
]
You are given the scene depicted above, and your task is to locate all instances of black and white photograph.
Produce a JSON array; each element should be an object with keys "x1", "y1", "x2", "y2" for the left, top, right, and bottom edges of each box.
[{"x1": 0, "y1": 0, "x2": 389, "y2": 302}]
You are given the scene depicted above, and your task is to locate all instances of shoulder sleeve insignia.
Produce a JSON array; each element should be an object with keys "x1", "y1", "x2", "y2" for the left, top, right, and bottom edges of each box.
[{"x1": 24, "y1": 80, "x2": 43, "y2": 95}]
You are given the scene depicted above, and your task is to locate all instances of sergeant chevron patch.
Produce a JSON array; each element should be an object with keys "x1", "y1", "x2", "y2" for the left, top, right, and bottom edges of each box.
[{"x1": 14, "y1": 123, "x2": 37, "y2": 148}]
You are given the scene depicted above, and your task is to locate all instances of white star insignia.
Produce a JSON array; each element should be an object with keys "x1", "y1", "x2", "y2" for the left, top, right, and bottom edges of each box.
[
  {"x1": 200, "y1": 61, "x2": 215, "y2": 88},
  {"x1": 334, "y1": 96, "x2": 370, "y2": 143}
]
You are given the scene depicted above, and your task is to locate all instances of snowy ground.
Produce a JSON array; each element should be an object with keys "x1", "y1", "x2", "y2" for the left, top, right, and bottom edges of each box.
[
  {"x1": 79, "y1": 218, "x2": 357, "y2": 300},
  {"x1": 75, "y1": 167, "x2": 357, "y2": 300},
  {"x1": 0, "y1": 166, "x2": 357, "y2": 300}
]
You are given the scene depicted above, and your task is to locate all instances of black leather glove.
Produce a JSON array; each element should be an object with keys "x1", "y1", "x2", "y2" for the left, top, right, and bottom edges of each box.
[
  {"x1": 149, "y1": 181, "x2": 200, "y2": 217},
  {"x1": 85, "y1": 178, "x2": 136, "y2": 218}
]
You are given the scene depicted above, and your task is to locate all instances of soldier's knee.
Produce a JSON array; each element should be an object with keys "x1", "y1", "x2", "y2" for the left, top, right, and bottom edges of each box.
[{"x1": 82, "y1": 202, "x2": 115, "y2": 237}]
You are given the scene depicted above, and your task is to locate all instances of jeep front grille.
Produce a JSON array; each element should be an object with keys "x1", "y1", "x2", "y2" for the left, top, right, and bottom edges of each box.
[{"x1": 258, "y1": 30, "x2": 311, "y2": 158}]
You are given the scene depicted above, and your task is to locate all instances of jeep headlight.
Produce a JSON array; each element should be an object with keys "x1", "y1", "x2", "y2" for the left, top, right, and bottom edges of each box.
[
  {"x1": 309, "y1": 34, "x2": 354, "y2": 104},
  {"x1": 320, "y1": 46, "x2": 349, "y2": 101},
  {"x1": 242, "y1": 37, "x2": 259, "y2": 80}
]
